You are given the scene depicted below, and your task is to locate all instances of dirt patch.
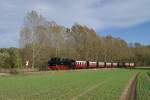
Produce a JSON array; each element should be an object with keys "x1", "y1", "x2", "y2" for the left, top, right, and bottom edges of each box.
[
  {"x1": 0, "y1": 73, "x2": 10, "y2": 76},
  {"x1": 120, "y1": 73, "x2": 139, "y2": 100}
]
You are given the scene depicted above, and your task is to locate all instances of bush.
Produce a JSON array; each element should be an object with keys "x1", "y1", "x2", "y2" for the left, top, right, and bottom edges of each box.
[
  {"x1": 0, "y1": 52, "x2": 10, "y2": 68},
  {"x1": 0, "y1": 48, "x2": 23, "y2": 69}
]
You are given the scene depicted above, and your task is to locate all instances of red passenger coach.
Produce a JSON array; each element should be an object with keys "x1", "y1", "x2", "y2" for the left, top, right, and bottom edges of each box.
[
  {"x1": 112, "y1": 62, "x2": 118, "y2": 68},
  {"x1": 124, "y1": 62, "x2": 135, "y2": 68},
  {"x1": 89, "y1": 61, "x2": 97, "y2": 68},
  {"x1": 75, "y1": 61, "x2": 87, "y2": 69},
  {"x1": 129, "y1": 63, "x2": 135, "y2": 67},
  {"x1": 125, "y1": 63, "x2": 130, "y2": 67},
  {"x1": 106, "y1": 62, "x2": 112, "y2": 68},
  {"x1": 98, "y1": 62, "x2": 105, "y2": 68}
]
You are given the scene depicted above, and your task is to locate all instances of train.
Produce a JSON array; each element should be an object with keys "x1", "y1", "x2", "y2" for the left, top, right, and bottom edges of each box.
[{"x1": 48, "y1": 57, "x2": 135, "y2": 70}]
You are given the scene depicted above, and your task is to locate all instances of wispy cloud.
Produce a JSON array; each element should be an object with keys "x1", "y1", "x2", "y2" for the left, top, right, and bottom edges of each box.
[{"x1": 0, "y1": 0, "x2": 150, "y2": 47}]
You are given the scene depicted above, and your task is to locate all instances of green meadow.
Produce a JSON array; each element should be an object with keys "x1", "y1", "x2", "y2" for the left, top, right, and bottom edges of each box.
[{"x1": 0, "y1": 68, "x2": 149, "y2": 100}]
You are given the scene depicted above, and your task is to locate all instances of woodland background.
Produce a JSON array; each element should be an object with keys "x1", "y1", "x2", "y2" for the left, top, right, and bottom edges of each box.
[{"x1": 0, "y1": 11, "x2": 150, "y2": 71}]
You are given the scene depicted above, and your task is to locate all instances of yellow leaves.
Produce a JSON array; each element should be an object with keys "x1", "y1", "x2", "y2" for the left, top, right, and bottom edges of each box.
[
  {"x1": 49, "y1": 24, "x2": 62, "y2": 33},
  {"x1": 71, "y1": 23, "x2": 96, "y2": 35},
  {"x1": 36, "y1": 25, "x2": 48, "y2": 34}
]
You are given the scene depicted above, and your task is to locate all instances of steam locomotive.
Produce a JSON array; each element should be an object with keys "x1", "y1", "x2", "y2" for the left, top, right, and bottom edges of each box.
[{"x1": 48, "y1": 57, "x2": 135, "y2": 70}]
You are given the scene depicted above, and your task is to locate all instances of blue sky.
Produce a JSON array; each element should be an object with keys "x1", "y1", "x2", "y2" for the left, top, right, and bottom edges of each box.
[
  {"x1": 99, "y1": 21, "x2": 150, "y2": 45},
  {"x1": 0, "y1": 0, "x2": 150, "y2": 47}
]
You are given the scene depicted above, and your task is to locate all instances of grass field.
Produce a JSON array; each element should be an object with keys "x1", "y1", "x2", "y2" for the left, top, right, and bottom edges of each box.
[
  {"x1": 0, "y1": 68, "x2": 149, "y2": 100},
  {"x1": 137, "y1": 72, "x2": 150, "y2": 100}
]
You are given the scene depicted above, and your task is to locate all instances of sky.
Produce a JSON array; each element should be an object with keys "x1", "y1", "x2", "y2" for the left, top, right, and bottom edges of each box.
[{"x1": 0, "y1": 0, "x2": 150, "y2": 48}]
